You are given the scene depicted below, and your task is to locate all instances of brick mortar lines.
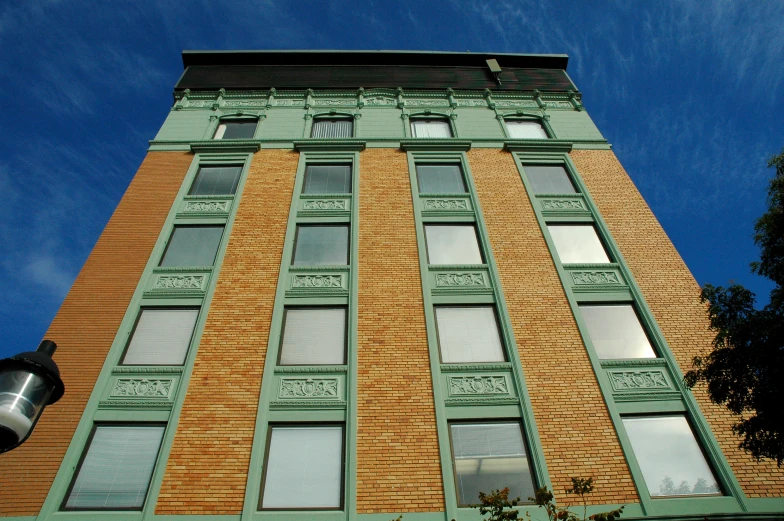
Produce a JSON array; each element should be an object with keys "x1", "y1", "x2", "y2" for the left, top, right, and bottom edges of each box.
[
  {"x1": 571, "y1": 149, "x2": 784, "y2": 497},
  {"x1": 468, "y1": 148, "x2": 639, "y2": 505}
]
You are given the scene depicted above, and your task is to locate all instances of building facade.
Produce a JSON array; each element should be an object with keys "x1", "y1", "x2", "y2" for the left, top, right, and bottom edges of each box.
[{"x1": 1, "y1": 50, "x2": 782, "y2": 521}]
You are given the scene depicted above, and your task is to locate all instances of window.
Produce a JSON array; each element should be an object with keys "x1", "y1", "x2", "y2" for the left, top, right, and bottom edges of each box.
[
  {"x1": 159, "y1": 226, "x2": 223, "y2": 267},
  {"x1": 623, "y1": 416, "x2": 721, "y2": 497},
  {"x1": 311, "y1": 118, "x2": 353, "y2": 139},
  {"x1": 260, "y1": 425, "x2": 344, "y2": 509},
  {"x1": 579, "y1": 304, "x2": 656, "y2": 359},
  {"x1": 121, "y1": 308, "x2": 199, "y2": 366},
  {"x1": 548, "y1": 225, "x2": 610, "y2": 264},
  {"x1": 189, "y1": 165, "x2": 242, "y2": 196},
  {"x1": 292, "y1": 225, "x2": 349, "y2": 266},
  {"x1": 410, "y1": 118, "x2": 452, "y2": 138},
  {"x1": 416, "y1": 164, "x2": 467, "y2": 194},
  {"x1": 63, "y1": 424, "x2": 165, "y2": 510},
  {"x1": 214, "y1": 119, "x2": 257, "y2": 139},
  {"x1": 425, "y1": 225, "x2": 483, "y2": 265},
  {"x1": 279, "y1": 308, "x2": 346, "y2": 365},
  {"x1": 436, "y1": 307, "x2": 505, "y2": 363},
  {"x1": 506, "y1": 119, "x2": 549, "y2": 139},
  {"x1": 302, "y1": 164, "x2": 352, "y2": 194},
  {"x1": 450, "y1": 422, "x2": 535, "y2": 507},
  {"x1": 524, "y1": 165, "x2": 577, "y2": 194}
]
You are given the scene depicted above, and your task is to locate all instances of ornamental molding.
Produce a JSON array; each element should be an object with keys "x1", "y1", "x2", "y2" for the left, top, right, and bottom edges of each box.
[
  {"x1": 269, "y1": 399, "x2": 347, "y2": 409},
  {"x1": 288, "y1": 265, "x2": 350, "y2": 273},
  {"x1": 435, "y1": 272, "x2": 486, "y2": 287},
  {"x1": 541, "y1": 199, "x2": 586, "y2": 211},
  {"x1": 600, "y1": 358, "x2": 666, "y2": 368},
  {"x1": 153, "y1": 266, "x2": 214, "y2": 273},
  {"x1": 505, "y1": 140, "x2": 573, "y2": 153},
  {"x1": 274, "y1": 365, "x2": 348, "y2": 374},
  {"x1": 570, "y1": 271, "x2": 622, "y2": 286},
  {"x1": 313, "y1": 99, "x2": 359, "y2": 107},
  {"x1": 98, "y1": 400, "x2": 173, "y2": 409},
  {"x1": 152, "y1": 275, "x2": 206, "y2": 290},
  {"x1": 440, "y1": 362, "x2": 513, "y2": 372},
  {"x1": 613, "y1": 391, "x2": 682, "y2": 403},
  {"x1": 456, "y1": 99, "x2": 488, "y2": 107},
  {"x1": 494, "y1": 100, "x2": 539, "y2": 108},
  {"x1": 111, "y1": 378, "x2": 174, "y2": 398},
  {"x1": 449, "y1": 376, "x2": 509, "y2": 395},
  {"x1": 400, "y1": 140, "x2": 471, "y2": 152},
  {"x1": 189, "y1": 142, "x2": 261, "y2": 154},
  {"x1": 183, "y1": 200, "x2": 230, "y2": 213},
  {"x1": 302, "y1": 200, "x2": 348, "y2": 211},
  {"x1": 427, "y1": 263, "x2": 489, "y2": 271},
  {"x1": 444, "y1": 396, "x2": 519, "y2": 407},
  {"x1": 293, "y1": 140, "x2": 366, "y2": 152},
  {"x1": 405, "y1": 99, "x2": 450, "y2": 107},
  {"x1": 609, "y1": 370, "x2": 670, "y2": 391},
  {"x1": 291, "y1": 274, "x2": 344, "y2": 289},
  {"x1": 111, "y1": 366, "x2": 184, "y2": 374},
  {"x1": 423, "y1": 199, "x2": 469, "y2": 211},
  {"x1": 279, "y1": 378, "x2": 339, "y2": 399}
]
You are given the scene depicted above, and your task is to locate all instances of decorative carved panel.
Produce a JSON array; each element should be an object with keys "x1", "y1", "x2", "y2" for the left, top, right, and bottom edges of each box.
[
  {"x1": 540, "y1": 199, "x2": 585, "y2": 211},
  {"x1": 111, "y1": 378, "x2": 173, "y2": 398},
  {"x1": 302, "y1": 199, "x2": 348, "y2": 211},
  {"x1": 291, "y1": 274, "x2": 343, "y2": 289},
  {"x1": 183, "y1": 200, "x2": 229, "y2": 213},
  {"x1": 153, "y1": 275, "x2": 206, "y2": 290},
  {"x1": 449, "y1": 376, "x2": 509, "y2": 395},
  {"x1": 435, "y1": 272, "x2": 485, "y2": 287},
  {"x1": 609, "y1": 370, "x2": 669, "y2": 391},
  {"x1": 278, "y1": 378, "x2": 339, "y2": 399},
  {"x1": 423, "y1": 199, "x2": 469, "y2": 211},
  {"x1": 570, "y1": 271, "x2": 621, "y2": 285}
]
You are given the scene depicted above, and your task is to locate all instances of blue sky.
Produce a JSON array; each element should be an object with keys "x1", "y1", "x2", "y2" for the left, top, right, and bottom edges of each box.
[{"x1": 1, "y1": 0, "x2": 782, "y2": 360}]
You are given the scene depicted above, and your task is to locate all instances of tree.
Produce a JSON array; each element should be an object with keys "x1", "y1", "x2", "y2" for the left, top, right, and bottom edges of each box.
[{"x1": 684, "y1": 148, "x2": 784, "y2": 465}]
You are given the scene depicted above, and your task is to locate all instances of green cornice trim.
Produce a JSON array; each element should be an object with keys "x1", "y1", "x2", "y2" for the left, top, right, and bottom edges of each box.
[
  {"x1": 504, "y1": 140, "x2": 574, "y2": 153},
  {"x1": 400, "y1": 139, "x2": 471, "y2": 151},
  {"x1": 188, "y1": 141, "x2": 261, "y2": 153},
  {"x1": 293, "y1": 140, "x2": 367, "y2": 151}
]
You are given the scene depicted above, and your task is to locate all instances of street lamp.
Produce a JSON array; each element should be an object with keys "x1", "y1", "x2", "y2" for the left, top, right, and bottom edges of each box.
[{"x1": 0, "y1": 340, "x2": 65, "y2": 453}]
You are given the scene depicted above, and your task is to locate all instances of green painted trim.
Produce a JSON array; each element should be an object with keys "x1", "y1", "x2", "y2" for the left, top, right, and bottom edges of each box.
[
  {"x1": 500, "y1": 111, "x2": 557, "y2": 139},
  {"x1": 356, "y1": 514, "x2": 446, "y2": 521},
  {"x1": 504, "y1": 140, "x2": 573, "y2": 153},
  {"x1": 189, "y1": 142, "x2": 261, "y2": 153},
  {"x1": 400, "y1": 140, "x2": 471, "y2": 151},
  {"x1": 293, "y1": 140, "x2": 366, "y2": 151}
]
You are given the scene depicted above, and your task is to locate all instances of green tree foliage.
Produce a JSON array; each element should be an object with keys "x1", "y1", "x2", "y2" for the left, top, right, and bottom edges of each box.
[{"x1": 684, "y1": 148, "x2": 784, "y2": 465}]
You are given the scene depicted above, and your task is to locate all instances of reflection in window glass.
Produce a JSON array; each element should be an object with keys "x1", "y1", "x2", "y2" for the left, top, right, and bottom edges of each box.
[
  {"x1": 303, "y1": 165, "x2": 352, "y2": 194},
  {"x1": 548, "y1": 225, "x2": 610, "y2": 264},
  {"x1": 425, "y1": 225, "x2": 483, "y2": 265},
  {"x1": 189, "y1": 166, "x2": 242, "y2": 196},
  {"x1": 507, "y1": 120, "x2": 548, "y2": 139},
  {"x1": 436, "y1": 307, "x2": 505, "y2": 363},
  {"x1": 279, "y1": 308, "x2": 346, "y2": 365},
  {"x1": 292, "y1": 225, "x2": 349, "y2": 266},
  {"x1": 416, "y1": 164, "x2": 466, "y2": 194},
  {"x1": 410, "y1": 119, "x2": 452, "y2": 138},
  {"x1": 122, "y1": 309, "x2": 199, "y2": 365},
  {"x1": 311, "y1": 118, "x2": 353, "y2": 138},
  {"x1": 261, "y1": 426, "x2": 344, "y2": 509},
  {"x1": 580, "y1": 304, "x2": 656, "y2": 359},
  {"x1": 160, "y1": 226, "x2": 223, "y2": 267},
  {"x1": 623, "y1": 416, "x2": 721, "y2": 497},
  {"x1": 450, "y1": 423, "x2": 535, "y2": 506},
  {"x1": 524, "y1": 165, "x2": 577, "y2": 194},
  {"x1": 214, "y1": 120, "x2": 257, "y2": 139}
]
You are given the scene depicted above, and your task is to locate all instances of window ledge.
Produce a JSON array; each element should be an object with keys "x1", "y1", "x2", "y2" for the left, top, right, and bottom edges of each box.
[
  {"x1": 504, "y1": 139, "x2": 573, "y2": 153},
  {"x1": 400, "y1": 139, "x2": 471, "y2": 151},
  {"x1": 293, "y1": 140, "x2": 366, "y2": 151},
  {"x1": 190, "y1": 141, "x2": 261, "y2": 153}
]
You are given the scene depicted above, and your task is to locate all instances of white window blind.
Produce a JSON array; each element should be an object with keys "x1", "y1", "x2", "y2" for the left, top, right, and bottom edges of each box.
[
  {"x1": 411, "y1": 119, "x2": 452, "y2": 138},
  {"x1": 506, "y1": 120, "x2": 548, "y2": 139},
  {"x1": 548, "y1": 225, "x2": 610, "y2": 264},
  {"x1": 65, "y1": 425, "x2": 164, "y2": 510},
  {"x1": 261, "y1": 426, "x2": 343, "y2": 509},
  {"x1": 311, "y1": 119, "x2": 353, "y2": 138},
  {"x1": 425, "y1": 225, "x2": 483, "y2": 265},
  {"x1": 579, "y1": 304, "x2": 657, "y2": 359},
  {"x1": 279, "y1": 308, "x2": 346, "y2": 365},
  {"x1": 524, "y1": 165, "x2": 576, "y2": 194},
  {"x1": 436, "y1": 307, "x2": 505, "y2": 363},
  {"x1": 122, "y1": 309, "x2": 199, "y2": 365}
]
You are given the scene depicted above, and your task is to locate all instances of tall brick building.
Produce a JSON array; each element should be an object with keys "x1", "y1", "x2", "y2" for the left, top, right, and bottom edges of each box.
[{"x1": 2, "y1": 51, "x2": 782, "y2": 521}]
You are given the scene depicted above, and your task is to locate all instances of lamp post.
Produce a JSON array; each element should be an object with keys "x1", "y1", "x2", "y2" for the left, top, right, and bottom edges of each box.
[{"x1": 0, "y1": 340, "x2": 65, "y2": 453}]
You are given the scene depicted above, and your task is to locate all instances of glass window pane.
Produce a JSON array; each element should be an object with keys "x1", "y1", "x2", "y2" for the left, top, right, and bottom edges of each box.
[
  {"x1": 122, "y1": 309, "x2": 199, "y2": 365},
  {"x1": 261, "y1": 426, "x2": 343, "y2": 509},
  {"x1": 411, "y1": 119, "x2": 452, "y2": 138},
  {"x1": 548, "y1": 225, "x2": 610, "y2": 264},
  {"x1": 160, "y1": 226, "x2": 223, "y2": 267},
  {"x1": 451, "y1": 423, "x2": 535, "y2": 506},
  {"x1": 507, "y1": 120, "x2": 548, "y2": 139},
  {"x1": 280, "y1": 309, "x2": 346, "y2": 365},
  {"x1": 311, "y1": 119, "x2": 353, "y2": 138},
  {"x1": 425, "y1": 225, "x2": 483, "y2": 265},
  {"x1": 436, "y1": 307, "x2": 505, "y2": 363},
  {"x1": 524, "y1": 165, "x2": 577, "y2": 194},
  {"x1": 580, "y1": 304, "x2": 656, "y2": 359},
  {"x1": 292, "y1": 226, "x2": 349, "y2": 266},
  {"x1": 65, "y1": 425, "x2": 164, "y2": 510},
  {"x1": 216, "y1": 120, "x2": 257, "y2": 139},
  {"x1": 623, "y1": 416, "x2": 721, "y2": 497},
  {"x1": 416, "y1": 164, "x2": 466, "y2": 194},
  {"x1": 189, "y1": 166, "x2": 242, "y2": 196},
  {"x1": 303, "y1": 165, "x2": 352, "y2": 194}
]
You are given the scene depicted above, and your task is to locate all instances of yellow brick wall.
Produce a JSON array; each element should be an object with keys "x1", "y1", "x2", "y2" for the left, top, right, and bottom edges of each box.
[
  {"x1": 156, "y1": 149, "x2": 299, "y2": 514},
  {"x1": 0, "y1": 152, "x2": 191, "y2": 516},
  {"x1": 468, "y1": 148, "x2": 640, "y2": 505},
  {"x1": 356, "y1": 148, "x2": 445, "y2": 512},
  {"x1": 570, "y1": 149, "x2": 784, "y2": 497}
]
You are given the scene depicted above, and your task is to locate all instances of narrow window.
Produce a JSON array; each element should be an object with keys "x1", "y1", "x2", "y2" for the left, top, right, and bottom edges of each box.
[
  {"x1": 121, "y1": 308, "x2": 199, "y2": 366},
  {"x1": 159, "y1": 225, "x2": 224, "y2": 267},
  {"x1": 189, "y1": 165, "x2": 242, "y2": 196},
  {"x1": 260, "y1": 425, "x2": 344, "y2": 509},
  {"x1": 524, "y1": 165, "x2": 577, "y2": 194},
  {"x1": 214, "y1": 119, "x2": 257, "y2": 139},
  {"x1": 450, "y1": 422, "x2": 535, "y2": 507},
  {"x1": 416, "y1": 164, "x2": 467, "y2": 194},
  {"x1": 548, "y1": 224, "x2": 610, "y2": 264},
  {"x1": 279, "y1": 308, "x2": 347, "y2": 365},
  {"x1": 292, "y1": 225, "x2": 350, "y2": 266},
  {"x1": 302, "y1": 164, "x2": 352, "y2": 194},
  {"x1": 436, "y1": 307, "x2": 505, "y2": 363},
  {"x1": 410, "y1": 118, "x2": 452, "y2": 138},
  {"x1": 623, "y1": 416, "x2": 721, "y2": 497},
  {"x1": 311, "y1": 118, "x2": 353, "y2": 139},
  {"x1": 579, "y1": 304, "x2": 657, "y2": 359},
  {"x1": 425, "y1": 225, "x2": 483, "y2": 265},
  {"x1": 506, "y1": 119, "x2": 548, "y2": 139},
  {"x1": 63, "y1": 425, "x2": 165, "y2": 510}
]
